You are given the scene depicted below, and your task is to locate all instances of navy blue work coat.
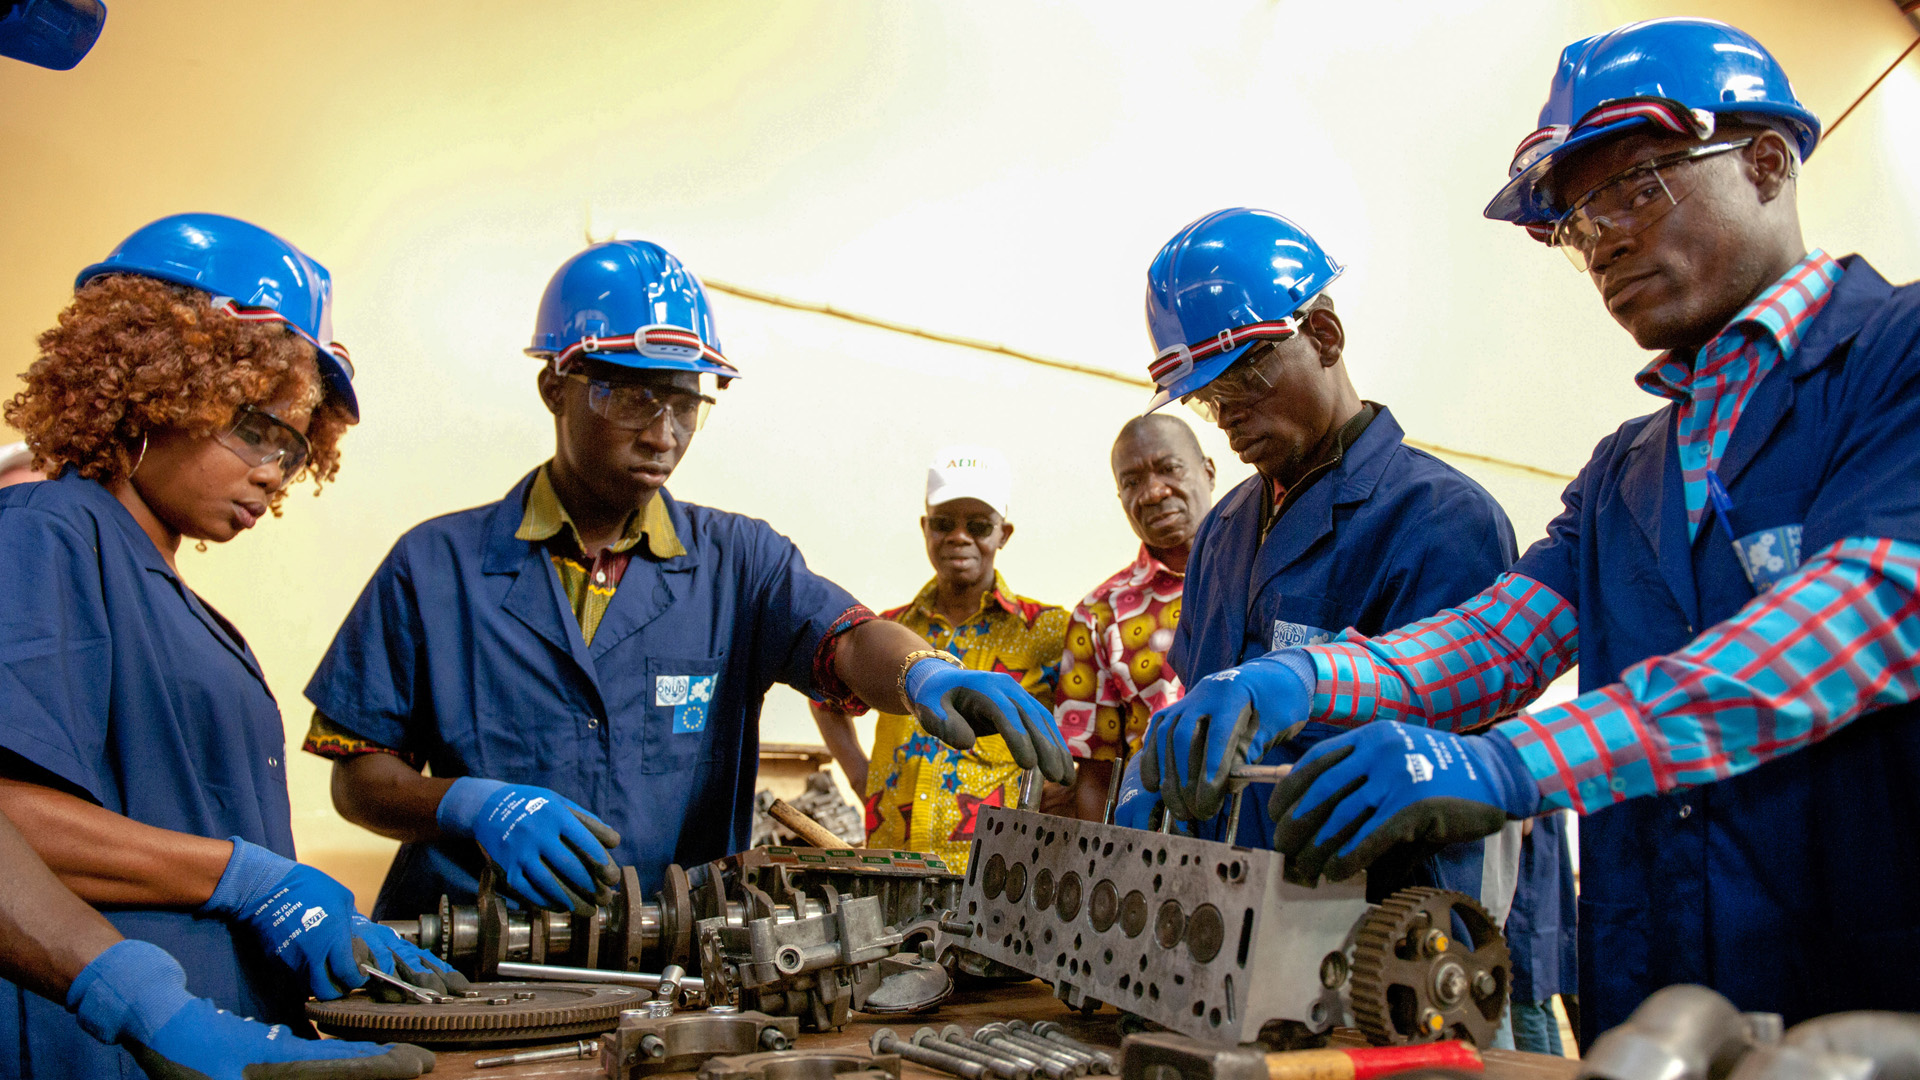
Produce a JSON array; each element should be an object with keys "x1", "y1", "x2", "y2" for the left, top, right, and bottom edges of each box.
[
  {"x1": 1505, "y1": 813, "x2": 1576, "y2": 1003},
  {"x1": 306, "y1": 470, "x2": 863, "y2": 919},
  {"x1": 1510, "y1": 258, "x2": 1920, "y2": 1038},
  {"x1": 0, "y1": 472, "x2": 304, "y2": 1079},
  {"x1": 1171, "y1": 407, "x2": 1519, "y2": 898}
]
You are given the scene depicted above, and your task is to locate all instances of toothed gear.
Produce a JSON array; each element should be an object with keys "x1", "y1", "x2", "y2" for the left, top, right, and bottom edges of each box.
[
  {"x1": 306, "y1": 981, "x2": 643, "y2": 1047},
  {"x1": 1349, "y1": 887, "x2": 1509, "y2": 1047}
]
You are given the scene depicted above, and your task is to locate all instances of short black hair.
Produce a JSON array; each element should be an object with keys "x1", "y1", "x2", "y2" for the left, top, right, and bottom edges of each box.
[{"x1": 1114, "y1": 412, "x2": 1205, "y2": 461}]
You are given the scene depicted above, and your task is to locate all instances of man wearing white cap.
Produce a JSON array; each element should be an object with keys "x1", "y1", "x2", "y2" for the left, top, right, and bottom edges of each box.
[{"x1": 811, "y1": 446, "x2": 1070, "y2": 868}]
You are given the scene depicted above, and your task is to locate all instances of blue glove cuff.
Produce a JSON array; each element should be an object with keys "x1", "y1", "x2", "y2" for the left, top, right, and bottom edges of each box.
[
  {"x1": 67, "y1": 939, "x2": 195, "y2": 1047},
  {"x1": 436, "y1": 776, "x2": 507, "y2": 838},
  {"x1": 1468, "y1": 731, "x2": 1543, "y2": 818},
  {"x1": 1262, "y1": 649, "x2": 1317, "y2": 696},
  {"x1": 902, "y1": 656, "x2": 956, "y2": 704},
  {"x1": 202, "y1": 837, "x2": 296, "y2": 917}
]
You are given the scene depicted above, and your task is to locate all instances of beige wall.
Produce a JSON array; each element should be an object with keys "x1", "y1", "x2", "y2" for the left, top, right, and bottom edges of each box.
[{"x1": 1, "y1": 1, "x2": 1914, "y2": 907}]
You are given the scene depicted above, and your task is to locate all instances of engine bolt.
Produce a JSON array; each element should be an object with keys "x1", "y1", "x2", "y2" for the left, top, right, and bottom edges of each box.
[
  {"x1": 1029, "y1": 1023, "x2": 1117, "y2": 1073},
  {"x1": 873, "y1": 1027, "x2": 992, "y2": 1079},
  {"x1": 914, "y1": 1027, "x2": 1032, "y2": 1080},
  {"x1": 1473, "y1": 971, "x2": 1498, "y2": 998},
  {"x1": 976, "y1": 1024, "x2": 1085, "y2": 1077},
  {"x1": 1422, "y1": 929, "x2": 1450, "y2": 956},
  {"x1": 945, "y1": 1025, "x2": 1068, "y2": 1080},
  {"x1": 1001, "y1": 1024, "x2": 1101, "y2": 1074}
]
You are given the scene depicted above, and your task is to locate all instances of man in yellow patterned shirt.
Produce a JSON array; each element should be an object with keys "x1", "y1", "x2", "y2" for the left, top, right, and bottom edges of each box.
[
  {"x1": 811, "y1": 447, "x2": 1067, "y2": 867},
  {"x1": 1055, "y1": 415, "x2": 1215, "y2": 819}
]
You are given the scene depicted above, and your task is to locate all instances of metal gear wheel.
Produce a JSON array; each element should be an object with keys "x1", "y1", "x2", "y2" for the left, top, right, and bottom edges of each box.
[
  {"x1": 306, "y1": 981, "x2": 644, "y2": 1047},
  {"x1": 1349, "y1": 886, "x2": 1510, "y2": 1047}
]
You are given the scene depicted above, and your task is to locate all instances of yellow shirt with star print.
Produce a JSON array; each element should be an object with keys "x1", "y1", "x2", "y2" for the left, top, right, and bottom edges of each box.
[{"x1": 861, "y1": 573, "x2": 1067, "y2": 868}]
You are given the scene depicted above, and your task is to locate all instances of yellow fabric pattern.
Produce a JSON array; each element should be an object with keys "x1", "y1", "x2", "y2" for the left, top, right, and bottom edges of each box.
[
  {"x1": 862, "y1": 572, "x2": 1067, "y2": 868},
  {"x1": 514, "y1": 464, "x2": 683, "y2": 644}
]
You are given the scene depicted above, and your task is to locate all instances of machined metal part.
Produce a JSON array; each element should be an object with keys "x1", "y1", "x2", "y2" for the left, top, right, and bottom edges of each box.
[
  {"x1": 701, "y1": 1049, "x2": 902, "y2": 1080},
  {"x1": 978, "y1": 1024, "x2": 1088, "y2": 1076},
  {"x1": 968, "y1": 1026, "x2": 1079, "y2": 1080},
  {"x1": 1009, "y1": 1021, "x2": 1111, "y2": 1074},
  {"x1": 943, "y1": 1024, "x2": 1064, "y2": 1080},
  {"x1": 1028, "y1": 1022, "x2": 1116, "y2": 1073},
  {"x1": 912, "y1": 1027, "x2": 1031, "y2": 1080},
  {"x1": 305, "y1": 982, "x2": 641, "y2": 1048},
  {"x1": 599, "y1": 1007, "x2": 801, "y2": 1078},
  {"x1": 873, "y1": 1027, "x2": 991, "y2": 1079},
  {"x1": 358, "y1": 962, "x2": 454, "y2": 1004},
  {"x1": 497, "y1": 961, "x2": 687, "y2": 995},
  {"x1": 1348, "y1": 886, "x2": 1510, "y2": 1047},
  {"x1": 474, "y1": 1038, "x2": 598, "y2": 1068},
  {"x1": 953, "y1": 805, "x2": 1371, "y2": 1044}
]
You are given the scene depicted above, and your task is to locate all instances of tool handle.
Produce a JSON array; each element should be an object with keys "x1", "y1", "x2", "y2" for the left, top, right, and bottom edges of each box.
[
  {"x1": 1261, "y1": 1041, "x2": 1483, "y2": 1080},
  {"x1": 767, "y1": 798, "x2": 848, "y2": 848}
]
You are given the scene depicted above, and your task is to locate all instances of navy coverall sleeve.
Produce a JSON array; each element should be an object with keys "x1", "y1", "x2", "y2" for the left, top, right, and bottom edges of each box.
[
  {"x1": 1376, "y1": 480, "x2": 1519, "y2": 631},
  {"x1": 0, "y1": 508, "x2": 112, "y2": 802},
  {"x1": 1512, "y1": 428, "x2": 1627, "y2": 610},
  {"x1": 305, "y1": 541, "x2": 428, "y2": 754}
]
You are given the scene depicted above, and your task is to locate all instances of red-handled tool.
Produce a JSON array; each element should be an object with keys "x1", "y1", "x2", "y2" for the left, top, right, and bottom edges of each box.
[{"x1": 1123, "y1": 1032, "x2": 1482, "y2": 1080}]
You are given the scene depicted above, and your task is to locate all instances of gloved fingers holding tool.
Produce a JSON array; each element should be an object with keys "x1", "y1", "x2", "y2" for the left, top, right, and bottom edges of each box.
[
  {"x1": 1140, "y1": 649, "x2": 1315, "y2": 822},
  {"x1": 201, "y1": 839, "x2": 462, "y2": 1003},
  {"x1": 1268, "y1": 720, "x2": 1541, "y2": 886},
  {"x1": 435, "y1": 777, "x2": 622, "y2": 915},
  {"x1": 71, "y1": 939, "x2": 435, "y2": 1080},
  {"x1": 1110, "y1": 753, "x2": 1159, "y2": 831},
  {"x1": 352, "y1": 916, "x2": 471, "y2": 1003},
  {"x1": 905, "y1": 652, "x2": 1076, "y2": 784}
]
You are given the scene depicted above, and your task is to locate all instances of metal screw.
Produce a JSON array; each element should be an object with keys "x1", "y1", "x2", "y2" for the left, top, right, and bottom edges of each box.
[
  {"x1": 993, "y1": 1024, "x2": 1096, "y2": 1074},
  {"x1": 473, "y1": 1038, "x2": 598, "y2": 1069},
  {"x1": 1422, "y1": 929, "x2": 1450, "y2": 956},
  {"x1": 914, "y1": 1027, "x2": 1032, "y2": 1080},
  {"x1": 1472, "y1": 971, "x2": 1498, "y2": 997},
  {"x1": 872, "y1": 1027, "x2": 992, "y2": 1079},
  {"x1": 1028, "y1": 1023, "x2": 1116, "y2": 1074},
  {"x1": 976, "y1": 1024, "x2": 1085, "y2": 1078},
  {"x1": 1432, "y1": 963, "x2": 1467, "y2": 1005},
  {"x1": 760, "y1": 1027, "x2": 792, "y2": 1051}
]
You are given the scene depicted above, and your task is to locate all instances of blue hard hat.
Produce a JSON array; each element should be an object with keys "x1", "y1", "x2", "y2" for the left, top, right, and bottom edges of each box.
[
  {"x1": 526, "y1": 240, "x2": 737, "y2": 382},
  {"x1": 76, "y1": 213, "x2": 358, "y2": 420},
  {"x1": 1486, "y1": 18, "x2": 1820, "y2": 226},
  {"x1": 0, "y1": 0, "x2": 105, "y2": 70},
  {"x1": 1143, "y1": 208, "x2": 1343, "y2": 413}
]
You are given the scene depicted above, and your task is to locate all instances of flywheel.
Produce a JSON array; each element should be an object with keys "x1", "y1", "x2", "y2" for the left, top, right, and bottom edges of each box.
[
  {"x1": 1349, "y1": 887, "x2": 1510, "y2": 1047},
  {"x1": 306, "y1": 981, "x2": 644, "y2": 1047}
]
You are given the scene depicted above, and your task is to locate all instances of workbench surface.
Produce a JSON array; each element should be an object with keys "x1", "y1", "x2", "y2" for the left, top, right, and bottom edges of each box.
[{"x1": 426, "y1": 980, "x2": 1576, "y2": 1079}]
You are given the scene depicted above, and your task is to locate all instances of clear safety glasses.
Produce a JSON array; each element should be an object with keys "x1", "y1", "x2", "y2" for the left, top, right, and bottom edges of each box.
[
  {"x1": 216, "y1": 405, "x2": 310, "y2": 490},
  {"x1": 569, "y1": 374, "x2": 715, "y2": 434},
  {"x1": 1549, "y1": 139, "x2": 1752, "y2": 271},
  {"x1": 1184, "y1": 339, "x2": 1292, "y2": 423}
]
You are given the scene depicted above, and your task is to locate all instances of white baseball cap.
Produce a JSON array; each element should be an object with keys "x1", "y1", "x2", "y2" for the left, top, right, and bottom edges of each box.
[{"x1": 926, "y1": 445, "x2": 1011, "y2": 519}]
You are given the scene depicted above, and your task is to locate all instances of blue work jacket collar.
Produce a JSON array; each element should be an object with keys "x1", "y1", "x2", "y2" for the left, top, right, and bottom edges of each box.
[
  {"x1": 1215, "y1": 403, "x2": 1401, "y2": 595},
  {"x1": 47, "y1": 469, "x2": 268, "y2": 686},
  {"x1": 481, "y1": 468, "x2": 703, "y2": 688},
  {"x1": 1618, "y1": 255, "x2": 1885, "y2": 626}
]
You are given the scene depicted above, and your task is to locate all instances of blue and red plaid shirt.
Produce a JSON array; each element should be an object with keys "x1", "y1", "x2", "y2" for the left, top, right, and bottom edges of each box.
[{"x1": 1300, "y1": 254, "x2": 1920, "y2": 812}]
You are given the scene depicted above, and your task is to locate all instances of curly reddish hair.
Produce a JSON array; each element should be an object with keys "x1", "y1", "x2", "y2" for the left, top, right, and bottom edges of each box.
[{"x1": 4, "y1": 274, "x2": 353, "y2": 513}]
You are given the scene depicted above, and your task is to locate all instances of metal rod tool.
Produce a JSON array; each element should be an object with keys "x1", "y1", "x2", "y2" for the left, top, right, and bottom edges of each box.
[{"x1": 473, "y1": 1038, "x2": 598, "y2": 1069}]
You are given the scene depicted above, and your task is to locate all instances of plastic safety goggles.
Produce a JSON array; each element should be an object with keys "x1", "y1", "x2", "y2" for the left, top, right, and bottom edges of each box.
[
  {"x1": 1548, "y1": 139, "x2": 1751, "y2": 271},
  {"x1": 569, "y1": 374, "x2": 715, "y2": 434},
  {"x1": 1184, "y1": 336, "x2": 1295, "y2": 423},
  {"x1": 216, "y1": 405, "x2": 310, "y2": 490}
]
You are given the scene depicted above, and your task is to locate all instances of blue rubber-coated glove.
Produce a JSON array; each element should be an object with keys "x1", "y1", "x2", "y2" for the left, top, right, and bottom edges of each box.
[
  {"x1": 351, "y1": 915, "x2": 471, "y2": 1003},
  {"x1": 906, "y1": 658, "x2": 1076, "y2": 784},
  {"x1": 68, "y1": 939, "x2": 435, "y2": 1079},
  {"x1": 436, "y1": 777, "x2": 621, "y2": 913},
  {"x1": 1268, "y1": 721, "x2": 1541, "y2": 885},
  {"x1": 1140, "y1": 649, "x2": 1315, "y2": 823},
  {"x1": 1111, "y1": 754, "x2": 1157, "y2": 831},
  {"x1": 201, "y1": 839, "x2": 366, "y2": 1001}
]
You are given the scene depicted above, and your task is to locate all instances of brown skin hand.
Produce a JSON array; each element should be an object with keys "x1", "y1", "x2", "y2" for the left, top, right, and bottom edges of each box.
[
  {"x1": 1546, "y1": 126, "x2": 1806, "y2": 352},
  {"x1": 0, "y1": 809, "x2": 125, "y2": 1004},
  {"x1": 1210, "y1": 305, "x2": 1363, "y2": 489}
]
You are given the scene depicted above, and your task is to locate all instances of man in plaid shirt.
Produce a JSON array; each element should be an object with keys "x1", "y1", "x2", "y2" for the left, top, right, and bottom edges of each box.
[{"x1": 1143, "y1": 19, "x2": 1920, "y2": 1038}]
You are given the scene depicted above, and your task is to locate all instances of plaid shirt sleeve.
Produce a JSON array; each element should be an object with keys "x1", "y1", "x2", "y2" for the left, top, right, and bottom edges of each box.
[
  {"x1": 1303, "y1": 572, "x2": 1580, "y2": 729},
  {"x1": 1496, "y1": 537, "x2": 1920, "y2": 811}
]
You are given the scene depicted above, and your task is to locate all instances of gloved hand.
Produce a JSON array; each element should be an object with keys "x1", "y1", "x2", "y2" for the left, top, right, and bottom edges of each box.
[
  {"x1": 201, "y1": 839, "x2": 364, "y2": 1000},
  {"x1": 906, "y1": 658, "x2": 1075, "y2": 784},
  {"x1": 351, "y1": 915, "x2": 471, "y2": 1003},
  {"x1": 1268, "y1": 721, "x2": 1541, "y2": 885},
  {"x1": 68, "y1": 938, "x2": 434, "y2": 1080},
  {"x1": 1111, "y1": 754, "x2": 1158, "y2": 831},
  {"x1": 436, "y1": 777, "x2": 622, "y2": 914},
  {"x1": 1140, "y1": 649, "x2": 1315, "y2": 822}
]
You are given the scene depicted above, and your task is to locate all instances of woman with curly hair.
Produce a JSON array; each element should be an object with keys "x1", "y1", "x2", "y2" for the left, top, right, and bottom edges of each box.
[{"x1": 0, "y1": 214, "x2": 454, "y2": 1078}]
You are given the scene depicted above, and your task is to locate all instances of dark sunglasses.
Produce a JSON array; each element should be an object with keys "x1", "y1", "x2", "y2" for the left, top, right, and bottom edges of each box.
[{"x1": 927, "y1": 515, "x2": 997, "y2": 540}]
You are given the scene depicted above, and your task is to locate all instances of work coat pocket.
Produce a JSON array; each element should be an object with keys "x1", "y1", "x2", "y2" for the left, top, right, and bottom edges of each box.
[{"x1": 630, "y1": 654, "x2": 728, "y2": 775}]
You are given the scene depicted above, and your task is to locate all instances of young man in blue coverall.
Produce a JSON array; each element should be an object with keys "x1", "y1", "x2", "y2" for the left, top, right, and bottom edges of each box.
[
  {"x1": 305, "y1": 240, "x2": 1073, "y2": 922},
  {"x1": 1147, "y1": 19, "x2": 1920, "y2": 1040},
  {"x1": 1115, "y1": 209, "x2": 1526, "y2": 923}
]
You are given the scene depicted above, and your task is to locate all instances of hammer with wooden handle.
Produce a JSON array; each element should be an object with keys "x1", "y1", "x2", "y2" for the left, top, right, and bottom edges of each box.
[
  {"x1": 765, "y1": 797, "x2": 849, "y2": 849},
  {"x1": 1122, "y1": 1032, "x2": 1482, "y2": 1080}
]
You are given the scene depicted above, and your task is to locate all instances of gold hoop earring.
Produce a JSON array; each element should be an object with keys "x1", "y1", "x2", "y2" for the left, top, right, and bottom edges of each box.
[{"x1": 194, "y1": 540, "x2": 208, "y2": 553}]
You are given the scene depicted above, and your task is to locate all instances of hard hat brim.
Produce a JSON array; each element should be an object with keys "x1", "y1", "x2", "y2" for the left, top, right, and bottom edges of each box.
[
  {"x1": 1484, "y1": 115, "x2": 1647, "y2": 225},
  {"x1": 522, "y1": 348, "x2": 741, "y2": 381},
  {"x1": 1144, "y1": 339, "x2": 1258, "y2": 415}
]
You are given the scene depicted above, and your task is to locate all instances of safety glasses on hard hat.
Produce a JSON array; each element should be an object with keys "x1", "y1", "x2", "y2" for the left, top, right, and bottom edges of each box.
[
  {"x1": 216, "y1": 405, "x2": 311, "y2": 490},
  {"x1": 1183, "y1": 338, "x2": 1295, "y2": 423},
  {"x1": 569, "y1": 374, "x2": 714, "y2": 434},
  {"x1": 1549, "y1": 139, "x2": 1752, "y2": 271}
]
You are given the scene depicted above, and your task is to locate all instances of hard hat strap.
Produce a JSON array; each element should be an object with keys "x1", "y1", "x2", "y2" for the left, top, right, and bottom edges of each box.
[
  {"x1": 1509, "y1": 96, "x2": 1716, "y2": 178},
  {"x1": 1148, "y1": 316, "x2": 1303, "y2": 388},
  {"x1": 210, "y1": 297, "x2": 354, "y2": 378},
  {"x1": 551, "y1": 324, "x2": 735, "y2": 375}
]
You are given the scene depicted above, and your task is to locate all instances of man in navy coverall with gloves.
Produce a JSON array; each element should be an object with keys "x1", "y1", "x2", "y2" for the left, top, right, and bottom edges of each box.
[
  {"x1": 1146, "y1": 18, "x2": 1920, "y2": 1039},
  {"x1": 305, "y1": 239, "x2": 1073, "y2": 923}
]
